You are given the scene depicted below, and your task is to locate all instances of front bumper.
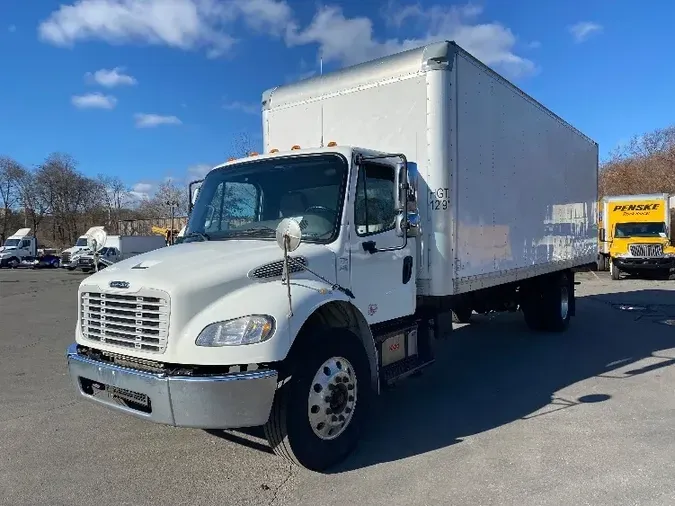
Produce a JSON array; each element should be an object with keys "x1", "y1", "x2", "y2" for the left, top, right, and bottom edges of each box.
[
  {"x1": 66, "y1": 343, "x2": 278, "y2": 429},
  {"x1": 614, "y1": 257, "x2": 675, "y2": 270}
]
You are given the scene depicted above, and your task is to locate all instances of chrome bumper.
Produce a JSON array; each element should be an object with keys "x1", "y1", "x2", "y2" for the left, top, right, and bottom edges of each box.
[{"x1": 66, "y1": 343, "x2": 278, "y2": 429}]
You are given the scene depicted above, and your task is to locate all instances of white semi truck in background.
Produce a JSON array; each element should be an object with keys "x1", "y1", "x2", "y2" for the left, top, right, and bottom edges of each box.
[
  {"x1": 66, "y1": 41, "x2": 598, "y2": 471},
  {"x1": 0, "y1": 228, "x2": 38, "y2": 268},
  {"x1": 61, "y1": 226, "x2": 106, "y2": 270}
]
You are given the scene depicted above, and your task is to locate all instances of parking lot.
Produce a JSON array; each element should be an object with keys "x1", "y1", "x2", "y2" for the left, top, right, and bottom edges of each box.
[{"x1": 1, "y1": 268, "x2": 675, "y2": 506}]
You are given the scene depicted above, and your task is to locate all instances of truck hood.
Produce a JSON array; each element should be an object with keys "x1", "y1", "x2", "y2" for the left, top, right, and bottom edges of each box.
[
  {"x1": 0, "y1": 246, "x2": 16, "y2": 253},
  {"x1": 63, "y1": 246, "x2": 87, "y2": 254},
  {"x1": 82, "y1": 239, "x2": 337, "y2": 295}
]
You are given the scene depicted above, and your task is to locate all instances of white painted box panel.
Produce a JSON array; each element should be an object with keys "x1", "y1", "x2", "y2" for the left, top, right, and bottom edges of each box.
[
  {"x1": 263, "y1": 41, "x2": 599, "y2": 297},
  {"x1": 452, "y1": 52, "x2": 598, "y2": 288}
]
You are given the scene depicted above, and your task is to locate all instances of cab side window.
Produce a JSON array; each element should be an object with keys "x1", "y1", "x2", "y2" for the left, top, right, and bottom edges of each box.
[{"x1": 354, "y1": 163, "x2": 396, "y2": 236}]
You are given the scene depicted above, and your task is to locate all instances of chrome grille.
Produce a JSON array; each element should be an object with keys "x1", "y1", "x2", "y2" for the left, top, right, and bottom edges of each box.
[
  {"x1": 249, "y1": 257, "x2": 307, "y2": 279},
  {"x1": 80, "y1": 290, "x2": 170, "y2": 354},
  {"x1": 629, "y1": 243, "x2": 663, "y2": 257},
  {"x1": 61, "y1": 251, "x2": 71, "y2": 263}
]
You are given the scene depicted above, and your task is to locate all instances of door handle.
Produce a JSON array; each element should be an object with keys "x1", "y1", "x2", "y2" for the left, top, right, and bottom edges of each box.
[
  {"x1": 402, "y1": 255, "x2": 413, "y2": 284},
  {"x1": 362, "y1": 241, "x2": 377, "y2": 254}
]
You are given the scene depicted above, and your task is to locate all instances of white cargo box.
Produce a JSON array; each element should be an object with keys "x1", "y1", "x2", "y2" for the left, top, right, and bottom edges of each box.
[{"x1": 263, "y1": 40, "x2": 598, "y2": 297}]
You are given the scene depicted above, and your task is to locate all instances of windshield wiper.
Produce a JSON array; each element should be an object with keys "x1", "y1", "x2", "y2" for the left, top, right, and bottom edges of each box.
[
  {"x1": 228, "y1": 228, "x2": 276, "y2": 238},
  {"x1": 184, "y1": 231, "x2": 210, "y2": 242}
]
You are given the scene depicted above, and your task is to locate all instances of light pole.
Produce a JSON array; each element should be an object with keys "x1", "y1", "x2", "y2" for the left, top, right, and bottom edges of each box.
[{"x1": 166, "y1": 199, "x2": 179, "y2": 245}]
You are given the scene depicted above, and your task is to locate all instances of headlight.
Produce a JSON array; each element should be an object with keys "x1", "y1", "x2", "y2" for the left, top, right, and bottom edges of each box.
[{"x1": 195, "y1": 315, "x2": 275, "y2": 347}]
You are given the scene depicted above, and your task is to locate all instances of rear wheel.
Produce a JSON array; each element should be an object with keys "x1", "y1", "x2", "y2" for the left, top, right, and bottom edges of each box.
[
  {"x1": 522, "y1": 272, "x2": 571, "y2": 332},
  {"x1": 264, "y1": 328, "x2": 371, "y2": 471}
]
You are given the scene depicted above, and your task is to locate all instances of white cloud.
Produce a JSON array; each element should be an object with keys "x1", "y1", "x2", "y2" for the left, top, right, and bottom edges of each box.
[
  {"x1": 134, "y1": 113, "x2": 182, "y2": 128},
  {"x1": 286, "y1": 3, "x2": 537, "y2": 78},
  {"x1": 85, "y1": 66, "x2": 137, "y2": 87},
  {"x1": 71, "y1": 92, "x2": 117, "y2": 109},
  {"x1": 187, "y1": 164, "x2": 213, "y2": 178},
  {"x1": 223, "y1": 101, "x2": 259, "y2": 115},
  {"x1": 37, "y1": 0, "x2": 291, "y2": 57},
  {"x1": 129, "y1": 182, "x2": 154, "y2": 200},
  {"x1": 39, "y1": 1, "x2": 536, "y2": 78},
  {"x1": 569, "y1": 22, "x2": 603, "y2": 43}
]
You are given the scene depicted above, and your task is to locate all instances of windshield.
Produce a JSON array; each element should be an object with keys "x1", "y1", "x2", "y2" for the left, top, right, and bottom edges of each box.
[
  {"x1": 614, "y1": 222, "x2": 666, "y2": 238},
  {"x1": 185, "y1": 153, "x2": 348, "y2": 243},
  {"x1": 75, "y1": 238, "x2": 88, "y2": 247},
  {"x1": 3, "y1": 239, "x2": 19, "y2": 247}
]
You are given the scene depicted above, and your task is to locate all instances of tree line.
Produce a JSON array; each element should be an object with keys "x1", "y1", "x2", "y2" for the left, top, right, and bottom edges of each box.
[
  {"x1": 0, "y1": 153, "x2": 191, "y2": 247},
  {"x1": 0, "y1": 133, "x2": 255, "y2": 248},
  {"x1": 599, "y1": 125, "x2": 675, "y2": 197}
]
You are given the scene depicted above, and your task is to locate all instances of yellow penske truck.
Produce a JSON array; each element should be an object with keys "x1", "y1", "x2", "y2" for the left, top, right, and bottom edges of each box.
[{"x1": 597, "y1": 193, "x2": 675, "y2": 279}]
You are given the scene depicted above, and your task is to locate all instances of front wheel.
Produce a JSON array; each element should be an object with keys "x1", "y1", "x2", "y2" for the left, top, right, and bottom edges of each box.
[
  {"x1": 610, "y1": 261, "x2": 620, "y2": 280},
  {"x1": 264, "y1": 328, "x2": 371, "y2": 471}
]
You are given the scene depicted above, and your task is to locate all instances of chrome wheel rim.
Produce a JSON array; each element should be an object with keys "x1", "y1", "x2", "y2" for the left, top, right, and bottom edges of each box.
[{"x1": 307, "y1": 357, "x2": 357, "y2": 440}]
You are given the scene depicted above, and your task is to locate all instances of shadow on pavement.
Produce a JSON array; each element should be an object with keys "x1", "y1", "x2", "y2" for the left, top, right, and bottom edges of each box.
[{"x1": 211, "y1": 288, "x2": 675, "y2": 472}]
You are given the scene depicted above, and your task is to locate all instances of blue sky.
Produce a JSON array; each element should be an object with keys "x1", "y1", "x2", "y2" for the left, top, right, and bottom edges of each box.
[{"x1": 1, "y1": 0, "x2": 674, "y2": 198}]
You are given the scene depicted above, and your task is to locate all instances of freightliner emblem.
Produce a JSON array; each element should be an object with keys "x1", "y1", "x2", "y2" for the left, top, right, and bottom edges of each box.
[{"x1": 109, "y1": 280, "x2": 130, "y2": 289}]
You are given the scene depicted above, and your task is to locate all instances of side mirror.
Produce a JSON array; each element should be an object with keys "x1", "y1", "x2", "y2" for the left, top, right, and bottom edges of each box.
[
  {"x1": 393, "y1": 162, "x2": 408, "y2": 212},
  {"x1": 188, "y1": 178, "x2": 204, "y2": 214},
  {"x1": 599, "y1": 228, "x2": 605, "y2": 242}
]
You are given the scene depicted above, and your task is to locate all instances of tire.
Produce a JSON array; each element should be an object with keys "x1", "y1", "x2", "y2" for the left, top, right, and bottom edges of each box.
[
  {"x1": 8, "y1": 256, "x2": 19, "y2": 269},
  {"x1": 610, "y1": 261, "x2": 620, "y2": 280},
  {"x1": 522, "y1": 272, "x2": 571, "y2": 332},
  {"x1": 452, "y1": 306, "x2": 473, "y2": 323},
  {"x1": 264, "y1": 328, "x2": 371, "y2": 471}
]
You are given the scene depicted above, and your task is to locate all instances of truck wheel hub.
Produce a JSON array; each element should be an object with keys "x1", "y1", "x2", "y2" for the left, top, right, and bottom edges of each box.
[{"x1": 307, "y1": 356, "x2": 357, "y2": 440}]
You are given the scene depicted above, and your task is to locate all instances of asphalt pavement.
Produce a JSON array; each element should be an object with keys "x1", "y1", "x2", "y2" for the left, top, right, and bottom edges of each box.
[{"x1": 1, "y1": 268, "x2": 675, "y2": 506}]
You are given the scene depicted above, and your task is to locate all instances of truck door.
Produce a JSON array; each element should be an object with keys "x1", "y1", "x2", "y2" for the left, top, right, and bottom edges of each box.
[
  {"x1": 348, "y1": 159, "x2": 416, "y2": 324},
  {"x1": 20, "y1": 238, "x2": 33, "y2": 258}
]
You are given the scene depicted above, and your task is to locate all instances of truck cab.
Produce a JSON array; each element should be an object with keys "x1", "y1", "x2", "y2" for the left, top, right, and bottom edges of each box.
[
  {"x1": 598, "y1": 194, "x2": 675, "y2": 279},
  {"x1": 0, "y1": 228, "x2": 37, "y2": 268}
]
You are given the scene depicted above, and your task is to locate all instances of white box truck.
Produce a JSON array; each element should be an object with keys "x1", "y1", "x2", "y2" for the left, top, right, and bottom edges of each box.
[
  {"x1": 66, "y1": 41, "x2": 598, "y2": 471},
  {"x1": 76, "y1": 234, "x2": 167, "y2": 272}
]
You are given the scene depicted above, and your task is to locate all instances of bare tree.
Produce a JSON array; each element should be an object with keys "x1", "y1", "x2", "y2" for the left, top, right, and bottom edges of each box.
[
  {"x1": 97, "y1": 174, "x2": 131, "y2": 232},
  {"x1": 600, "y1": 125, "x2": 675, "y2": 197},
  {"x1": 138, "y1": 179, "x2": 189, "y2": 219},
  {"x1": 0, "y1": 156, "x2": 26, "y2": 241},
  {"x1": 229, "y1": 132, "x2": 256, "y2": 159},
  {"x1": 35, "y1": 153, "x2": 104, "y2": 244}
]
